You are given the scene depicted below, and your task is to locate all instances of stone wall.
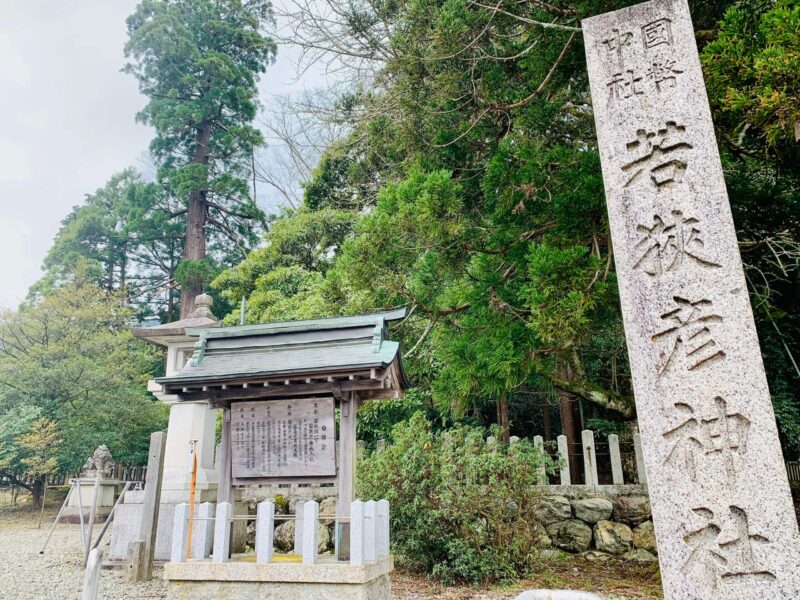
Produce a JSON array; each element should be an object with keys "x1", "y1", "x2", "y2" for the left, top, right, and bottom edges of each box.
[{"x1": 535, "y1": 485, "x2": 656, "y2": 562}]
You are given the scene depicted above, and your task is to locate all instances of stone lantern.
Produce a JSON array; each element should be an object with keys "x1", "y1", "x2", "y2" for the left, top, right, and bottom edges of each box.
[{"x1": 131, "y1": 294, "x2": 221, "y2": 502}]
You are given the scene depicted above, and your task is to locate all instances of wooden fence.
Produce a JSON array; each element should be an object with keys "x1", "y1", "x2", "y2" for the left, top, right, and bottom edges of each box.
[{"x1": 0, "y1": 461, "x2": 147, "y2": 489}]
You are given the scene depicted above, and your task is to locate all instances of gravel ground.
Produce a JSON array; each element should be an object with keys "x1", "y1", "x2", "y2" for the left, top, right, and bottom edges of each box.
[
  {"x1": 0, "y1": 521, "x2": 642, "y2": 600},
  {"x1": 0, "y1": 523, "x2": 166, "y2": 600}
]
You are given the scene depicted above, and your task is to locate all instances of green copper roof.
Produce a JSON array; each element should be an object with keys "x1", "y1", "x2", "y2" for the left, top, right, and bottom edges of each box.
[{"x1": 155, "y1": 309, "x2": 408, "y2": 387}]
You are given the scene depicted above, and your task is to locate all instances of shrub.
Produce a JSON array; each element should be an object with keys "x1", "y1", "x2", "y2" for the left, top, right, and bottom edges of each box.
[{"x1": 357, "y1": 412, "x2": 554, "y2": 584}]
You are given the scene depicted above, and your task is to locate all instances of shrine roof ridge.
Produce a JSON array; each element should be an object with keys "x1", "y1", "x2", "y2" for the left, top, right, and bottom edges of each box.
[
  {"x1": 155, "y1": 339, "x2": 401, "y2": 386},
  {"x1": 184, "y1": 308, "x2": 407, "y2": 340}
]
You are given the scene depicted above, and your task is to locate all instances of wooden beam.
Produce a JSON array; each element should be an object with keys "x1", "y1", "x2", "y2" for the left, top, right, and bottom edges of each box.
[
  {"x1": 216, "y1": 409, "x2": 232, "y2": 505},
  {"x1": 336, "y1": 391, "x2": 357, "y2": 561},
  {"x1": 134, "y1": 431, "x2": 166, "y2": 581},
  {"x1": 176, "y1": 379, "x2": 387, "y2": 403}
]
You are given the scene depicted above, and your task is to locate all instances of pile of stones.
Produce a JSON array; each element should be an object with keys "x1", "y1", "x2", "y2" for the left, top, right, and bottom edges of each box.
[{"x1": 535, "y1": 492, "x2": 657, "y2": 562}]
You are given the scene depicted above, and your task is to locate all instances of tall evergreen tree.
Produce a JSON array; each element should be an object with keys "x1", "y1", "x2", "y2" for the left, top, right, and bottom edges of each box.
[{"x1": 124, "y1": 0, "x2": 276, "y2": 316}]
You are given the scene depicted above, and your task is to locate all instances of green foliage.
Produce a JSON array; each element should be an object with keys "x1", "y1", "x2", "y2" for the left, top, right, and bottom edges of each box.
[
  {"x1": 273, "y1": 494, "x2": 290, "y2": 514},
  {"x1": 212, "y1": 207, "x2": 357, "y2": 322},
  {"x1": 212, "y1": 0, "x2": 800, "y2": 451},
  {"x1": 702, "y1": 0, "x2": 800, "y2": 160},
  {"x1": 358, "y1": 413, "x2": 553, "y2": 584},
  {"x1": 356, "y1": 389, "x2": 431, "y2": 448},
  {"x1": 174, "y1": 258, "x2": 219, "y2": 293},
  {"x1": 0, "y1": 284, "x2": 167, "y2": 473}
]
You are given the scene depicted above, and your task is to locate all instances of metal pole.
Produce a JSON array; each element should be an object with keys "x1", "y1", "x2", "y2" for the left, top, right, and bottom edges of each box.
[
  {"x1": 91, "y1": 482, "x2": 131, "y2": 551},
  {"x1": 75, "y1": 479, "x2": 87, "y2": 551},
  {"x1": 185, "y1": 440, "x2": 198, "y2": 560},
  {"x1": 39, "y1": 480, "x2": 73, "y2": 554},
  {"x1": 84, "y1": 474, "x2": 101, "y2": 566}
]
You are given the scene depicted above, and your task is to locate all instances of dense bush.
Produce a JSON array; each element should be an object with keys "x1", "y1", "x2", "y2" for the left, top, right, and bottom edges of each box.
[{"x1": 357, "y1": 413, "x2": 555, "y2": 584}]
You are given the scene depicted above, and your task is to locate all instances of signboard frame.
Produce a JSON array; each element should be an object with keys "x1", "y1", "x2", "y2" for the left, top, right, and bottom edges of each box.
[{"x1": 230, "y1": 396, "x2": 338, "y2": 486}]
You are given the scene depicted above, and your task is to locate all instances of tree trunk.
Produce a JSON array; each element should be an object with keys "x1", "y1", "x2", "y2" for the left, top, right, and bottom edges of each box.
[
  {"x1": 557, "y1": 360, "x2": 584, "y2": 483},
  {"x1": 496, "y1": 392, "x2": 510, "y2": 444},
  {"x1": 31, "y1": 478, "x2": 44, "y2": 509},
  {"x1": 119, "y1": 241, "x2": 127, "y2": 289},
  {"x1": 179, "y1": 122, "x2": 213, "y2": 317},
  {"x1": 543, "y1": 398, "x2": 552, "y2": 441}
]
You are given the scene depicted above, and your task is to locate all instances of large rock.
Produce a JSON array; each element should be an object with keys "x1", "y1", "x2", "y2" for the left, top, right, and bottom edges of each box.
[
  {"x1": 535, "y1": 496, "x2": 572, "y2": 525},
  {"x1": 273, "y1": 520, "x2": 332, "y2": 553},
  {"x1": 611, "y1": 496, "x2": 651, "y2": 525},
  {"x1": 571, "y1": 498, "x2": 613, "y2": 524},
  {"x1": 622, "y1": 548, "x2": 658, "y2": 563},
  {"x1": 593, "y1": 520, "x2": 632, "y2": 555},
  {"x1": 632, "y1": 520, "x2": 657, "y2": 554},
  {"x1": 546, "y1": 519, "x2": 592, "y2": 553},
  {"x1": 319, "y1": 496, "x2": 337, "y2": 516}
]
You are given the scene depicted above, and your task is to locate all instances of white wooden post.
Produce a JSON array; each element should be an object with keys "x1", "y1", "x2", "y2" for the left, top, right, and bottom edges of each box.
[
  {"x1": 302, "y1": 500, "x2": 319, "y2": 565},
  {"x1": 256, "y1": 500, "x2": 275, "y2": 564},
  {"x1": 350, "y1": 500, "x2": 365, "y2": 566},
  {"x1": 533, "y1": 435, "x2": 547, "y2": 484},
  {"x1": 81, "y1": 547, "x2": 103, "y2": 600},
  {"x1": 582, "y1": 430, "x2": 599, "y2": 486},
  {"x1": 557, "y1": 435, "x2": 571, "y2": 485},
  {"x1": 376, "y1": 499, "x2": 390, "y2": 559},
  {"x1": 633, "y1": 432, "x2": 647, "y2": 485},
  {"x1": 170, "y1": 503, "x2": 190, "y2": 563},
  {"x1": 608, "y1": 434, "x2": 624, "y2": 485},
  {"x1": 212, "y1": 501, "x2": 232, "y2": 563},
  {"x1": 293, "y1": 501, "x2": 305, "y2": 555},
  {"x1": 193, "y1": 501, "x2": 215, "y2": 558},
  {"x1": 364, "y1": 500, "x2": 377, "y2": 562}
]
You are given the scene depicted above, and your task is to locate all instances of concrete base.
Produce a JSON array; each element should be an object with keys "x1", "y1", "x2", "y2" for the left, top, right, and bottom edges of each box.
[
  {"x1": 108, "y1": 489, "x2": 247, "y2": 562},
  {"x1": 165, "y1": 556, "x2": 393, "y2": 600},
  {"x1": 63, "y1": 480, "x2": 117, "y2": 523}
]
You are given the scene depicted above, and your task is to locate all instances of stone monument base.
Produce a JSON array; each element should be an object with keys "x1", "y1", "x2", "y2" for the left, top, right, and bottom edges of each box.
[
  {"x1": 164, "y1": 556, "x2": 393, "y2": 600},
  {"x1": 63, "y1": 480, "x2": 117, "y2": 523},
  {"x1": 108, "y1": 488, "x2": 247, "y2": 562}
]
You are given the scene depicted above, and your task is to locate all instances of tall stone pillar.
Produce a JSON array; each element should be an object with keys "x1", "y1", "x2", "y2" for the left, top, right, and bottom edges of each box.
[
  {"x1": 583, "y1": 1, "x2": 800, "y2": 598},
  {"x1": 159, "y1": 401, "x2": 218, "y2": 503},
  {"x1": 108, "y1": 294, "x2": 223, "y2": 561}
]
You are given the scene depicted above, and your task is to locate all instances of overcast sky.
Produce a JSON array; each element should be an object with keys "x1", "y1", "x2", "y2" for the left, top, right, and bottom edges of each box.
[{"x1": 0, "y1": 0, "x2": 325, "y2": 310}]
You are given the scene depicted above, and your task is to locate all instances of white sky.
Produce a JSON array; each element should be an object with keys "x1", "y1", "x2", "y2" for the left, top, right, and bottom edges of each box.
[{"x1": 0, "y1": 0, "x2": 326, "y2": 309}]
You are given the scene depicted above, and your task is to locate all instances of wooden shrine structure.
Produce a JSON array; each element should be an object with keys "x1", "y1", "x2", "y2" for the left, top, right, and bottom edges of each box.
[{"x1": 154, "y1": 308, "x2": 410, "y2": 557}]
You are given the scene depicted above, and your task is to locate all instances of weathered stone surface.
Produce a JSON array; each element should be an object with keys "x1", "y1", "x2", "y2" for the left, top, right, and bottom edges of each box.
[
  {"x1": 320, "y1": 496, "x2": 337, "y2": 517},
  {"x1": 622, "y1": 548, "x2": 658, "y2": 563},
  {"x1": 632, "y1": 520, "x2": 657, "y2": 554},
  {"x1": 593, "y1": 520, "x2": 632, "y2": 555},
  {"x1": 571, "y1": 498, "x2": 613, "y2": 524},
  {"x1": 611, "y1": 496, "x2": 650, "y2": 526},
  {"x1": 546, "y1": 520, "x2": 592, "y2": 553},
  {"x1": 539, "y1": 548, "x2": 570, "y2": 561},
  {"x1": 580, "y1": 550, "x2": 613, "y2": 562},
  {"x1": 583, "y1": 0, "x2": 800, "y2": 596},
  {"x1": 274, "y1": 520, "x2": 331, "y2": 553},
  {"x1": 535, "y1": 496, "x2": 572, "y2": 525}
]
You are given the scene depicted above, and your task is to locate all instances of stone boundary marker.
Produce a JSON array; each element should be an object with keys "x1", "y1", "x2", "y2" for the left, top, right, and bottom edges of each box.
[{"x1": 583, "y1": 0, "x2": 800, "y2": 598}]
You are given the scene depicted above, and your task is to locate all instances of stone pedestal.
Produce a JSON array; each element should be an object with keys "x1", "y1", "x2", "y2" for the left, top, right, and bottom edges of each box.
[
  {"x1": 164, "y1": 556, "x2": 393, "y2": 600},
  {"x1": 160, "y1": 401, "x2": 219, "y2": 501},
  {"x1": 108, "y1": 489, "x2": 247, "y2": 562},
  {"x1": 64, "y1": 480, "x2": 117, "y2": 523}
]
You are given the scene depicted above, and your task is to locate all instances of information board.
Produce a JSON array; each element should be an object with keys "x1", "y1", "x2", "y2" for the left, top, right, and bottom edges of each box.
[{"x1": 231, "y1": 397, "x2": 336, "y2": 479}]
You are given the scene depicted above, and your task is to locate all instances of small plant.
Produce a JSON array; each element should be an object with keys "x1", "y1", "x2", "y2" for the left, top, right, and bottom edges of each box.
[
  {"x1": 358, "y1": 413, "x2": 557, "y2": 584},
  {"x1": 274, "y1": 494, "x2": 289, "y2": 514}
]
